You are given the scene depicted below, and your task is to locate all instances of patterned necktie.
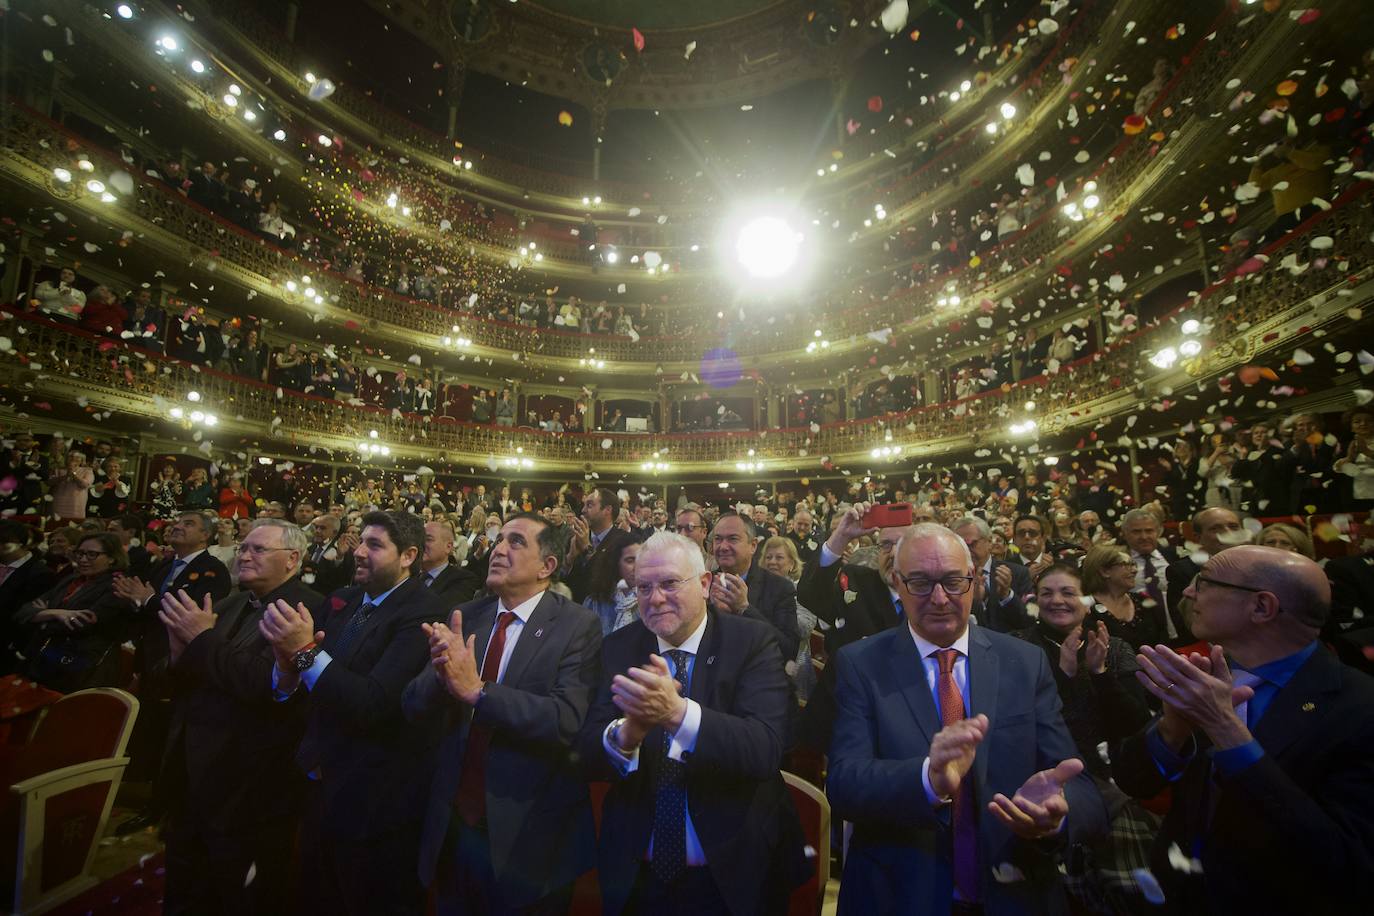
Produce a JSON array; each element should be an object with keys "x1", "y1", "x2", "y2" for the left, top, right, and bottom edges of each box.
[
  {"x1": 161, "y1": 558, "x2": 187, "y2": 594},
  {"x1": 650, "y1": 648, "x2": 692, "y2": 884},
  {"x1": 332, "y1": 598, "x2": 376, "y2": 656},
  {"x1": 937, "y1": 648, "x2": 979, "y2": 902},
  {"x1": 455, "y1": 611, "x2": 518, "y2": 826}
]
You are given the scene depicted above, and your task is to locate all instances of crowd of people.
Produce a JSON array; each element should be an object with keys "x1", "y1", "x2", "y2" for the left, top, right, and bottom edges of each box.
[{"x1": 1, "y1": 437, "x2": 1370, "y2": 914}]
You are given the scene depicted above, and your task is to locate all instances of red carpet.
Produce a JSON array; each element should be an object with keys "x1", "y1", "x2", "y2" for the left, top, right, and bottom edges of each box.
[{"x1": 46, "y1": 853, "x2": 164, "y2": 916}]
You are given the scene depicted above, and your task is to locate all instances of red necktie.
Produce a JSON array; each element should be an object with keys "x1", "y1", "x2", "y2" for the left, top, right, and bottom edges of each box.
[
  {"x1": 937, "y1": 648, "x2": 979, "y2": 902},
  {"x1": 454, "y1": 610, "x2": 517, "y2": 825}
]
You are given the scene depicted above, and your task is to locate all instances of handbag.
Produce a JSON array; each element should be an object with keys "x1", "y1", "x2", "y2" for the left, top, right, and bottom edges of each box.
[{"x1": 23, "y1": 632, "x2": 116, "y2": 694}]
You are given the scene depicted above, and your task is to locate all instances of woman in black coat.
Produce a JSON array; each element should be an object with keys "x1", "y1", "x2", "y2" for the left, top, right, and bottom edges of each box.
[{"x1": 12, "y1": 532, "x2": 132, "y2": 692}]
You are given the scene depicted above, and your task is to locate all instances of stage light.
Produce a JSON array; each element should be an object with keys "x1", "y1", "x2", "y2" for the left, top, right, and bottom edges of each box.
[{"x1": 736, "y1": 216, "x2": 801, "y2": 279}]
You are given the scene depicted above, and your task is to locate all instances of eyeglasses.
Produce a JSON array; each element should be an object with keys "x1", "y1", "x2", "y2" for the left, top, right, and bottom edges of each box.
[
  {"x1": 1192, "y1": 574, "x2": 1271, "y2": 595},
  {"x1": 235, "y1": 544, "x2": 292, "y2": 557},
  {"x1": 674, "y1": 524, "x2": 701, "y2": 533},
  {"x1": 633, "y1": 576, "x2": 696, "y2": 601},
  {"x1": 899, "y1": 575, "x2": 975, "y2": 596},
  {"x1": 72, "y1": 549, "x2": 108, "y2": 560}
]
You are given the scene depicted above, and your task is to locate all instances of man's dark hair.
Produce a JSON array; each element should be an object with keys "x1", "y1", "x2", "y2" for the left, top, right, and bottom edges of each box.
[
  {"x1": 713, "y1": 511, "x2": 757, "y2": 540},
  {"x1": 0, "y1": 519, "x2": 36, "y2": 548},
  {"x1": 361, "y1": 510, "x2": 425, "y2": 570},
  {"x1": 1014, "y1": 514, "x2": 1047, "y2": 536},
  {"x1": 586, "y1": 487, "x2": 620, "y2": 517},
  {"x1": 507, "y1": 511, "x2": 567, "y2": 563},
  {"x1": 113, "y1": 513, "x2": 145, "y2": 536}
]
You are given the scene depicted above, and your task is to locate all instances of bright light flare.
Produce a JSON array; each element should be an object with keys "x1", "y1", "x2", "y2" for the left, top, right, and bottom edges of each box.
[{"x1": 735, "y1": 216, "x2": 801, "y2": 280}]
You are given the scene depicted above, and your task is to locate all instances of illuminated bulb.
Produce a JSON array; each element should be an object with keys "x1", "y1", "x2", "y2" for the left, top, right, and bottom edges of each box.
[
  {"x1": 318, "y1": 134, "x2": 332, "y2": 146},
  {"x1": 169, "y1": 407, "x2": 184, "y2": 419},
  {"x1": 243, "y1": 109, "x2": 256, "y2": 121},
  {"x1": 1083, "y1": 194, "x2": 1100, "y2": 210},
  {"x1": 101, "y1": 192, "x2": 117, "y2": 203},
  {"x1": 582, "y1": 196, "x2": 590, "y2": 205},
  {"x1": 190, "y1": 411, "x2": 205, "y2": 423},
  {"x1": 949, "y1": 91, "x2": 961, "y2": 102},
  {"x1": 187, "y1": 391, "x2": 201, "y2": 402},
  {"x1": 116, "y1": 4, "x2": 134, "y2": 19},
  {"x1": 960, "y1": 80, "x2": 972, "y2": 92},
  {"x1": 52, "y1": 167, "x2": 72, "y2": 182},
  {"x1": 606, "y1": 251, "x2": 618, "y2": 264},
  {"x1": 1181, "y1": 318, "x2": 1201, "y2": 335},
  {"x1": 190, "y1": 59, "x2": 205, "y2": 74},
  {"x1": 1000, "y1": 102, "x2": 1017, "y2": 119},
  {"x1": 1179, "y1": 339, "x2": 1203, "y2": 357},
  {"x1": 285, "y1": 280, "x2": 297, "y2": 292},
  {"x1": 228, "y1": 83, "x2": 242, "y2": 96},
  {"x1": 159, "y1": 35, "x2": 177, "y2": 51},
  {"x1": 77, "y1": 159, "x2": 94, "y2": 172},
  {"x1": 204, "y1": 414, "x2": 218, "y2": 426},
  {"x1": 817, "y1": 168, "x2": 826, "y2": 176},
  {"x1": 273, "y1": 128, "x2": 286, "y2": 141},
  {"x1": 986, "y1": 122, "x2": 998, "y2": 134},
  {"x1": 222, "y1": 94, "x2": 237, "y2": 107},
  {"x1": 829, "y1": 163, "x2": 837, "y2": 172},
  {"x1": 401, "y1": 206, "x2": 411, "y2": 217},
  {"x1": 593, "y1": 196, "x2": 602, "y2": 204},
  {"x1": 305, "y1": 72, "x2": 316, "y2": 83},
  {"x1": 464, "y1": 160, "x2": 472, "y2": 170},
  {"x1": 1084, "y1": 180, "x2": 1098, "y2": 193},
  {"x1": 86, "y1": 179, "x2": 105, "y2": 193}
]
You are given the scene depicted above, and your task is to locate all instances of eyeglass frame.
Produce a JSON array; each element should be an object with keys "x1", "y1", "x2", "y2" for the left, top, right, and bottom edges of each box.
[
  {"x1": 72, "y1": 549, "x2": 110, "y2": 560},
  {"x1": 897, "y1": 575, "x2": 977, "y2": 597},
  {"x1": 235, "y1": 543, "x2": 295, "y2": 557},
  {"x1": 633, "y1": 575, "x2": 699, "y2": 601},
  {"x1": 1191, "y1": 573, "x2": 1273, "y2": 595}
]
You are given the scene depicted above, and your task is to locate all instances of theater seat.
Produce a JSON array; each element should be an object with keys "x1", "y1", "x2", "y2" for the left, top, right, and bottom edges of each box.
[
  {"x1": 1, "y1": 688, "x2": 139, "y2": 915},
  {"x1": 783, "y1": 771, "x2": 831, "y2": 916}
]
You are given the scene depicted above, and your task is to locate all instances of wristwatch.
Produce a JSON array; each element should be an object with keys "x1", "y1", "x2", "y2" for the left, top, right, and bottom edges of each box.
[{"x1": 291, "y1": 641, "x2": 321, "y2": 672}]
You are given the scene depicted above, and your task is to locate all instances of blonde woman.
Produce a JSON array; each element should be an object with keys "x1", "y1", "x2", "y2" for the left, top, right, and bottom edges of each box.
[
  {"x1": 1258, "y1": 522, "x2": 1315, "y2": 559},
  {"x1": 761, "y1": 535, "x2": 818, "y2": 702}
]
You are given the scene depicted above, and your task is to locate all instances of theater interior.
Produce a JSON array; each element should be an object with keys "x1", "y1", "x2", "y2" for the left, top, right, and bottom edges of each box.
[{"x1": 0, "y1": 0, "x2": 1371, "y2": 913}]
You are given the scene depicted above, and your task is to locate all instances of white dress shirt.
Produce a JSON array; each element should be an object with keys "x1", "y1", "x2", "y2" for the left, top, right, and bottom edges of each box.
[{"x1": 481, "y1": 589, "x2": 544, "y2": 684}]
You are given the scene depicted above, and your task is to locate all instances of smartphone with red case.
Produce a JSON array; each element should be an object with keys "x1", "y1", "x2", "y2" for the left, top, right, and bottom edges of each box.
[{"x1": 862, "y1": 502, "x2": 914, "y2": 529}]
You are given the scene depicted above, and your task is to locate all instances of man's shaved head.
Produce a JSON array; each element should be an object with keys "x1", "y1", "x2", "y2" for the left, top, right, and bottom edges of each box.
[{"x1": 1208, "y1": 545, "x2": 1330, "y2": 630}]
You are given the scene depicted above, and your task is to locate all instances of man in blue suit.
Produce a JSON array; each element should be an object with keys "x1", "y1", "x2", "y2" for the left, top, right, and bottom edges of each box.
[{"x1": 828, "y1": 523, "x2": 1106, "y2": 915}]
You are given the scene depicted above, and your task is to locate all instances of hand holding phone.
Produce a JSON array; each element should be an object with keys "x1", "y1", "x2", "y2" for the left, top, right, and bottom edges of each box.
[{"x1": 862, "y1": 503, "x2": 914, "y2": 530}]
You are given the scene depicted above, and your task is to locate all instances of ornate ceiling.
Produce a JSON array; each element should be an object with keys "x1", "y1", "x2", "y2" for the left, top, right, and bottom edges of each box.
[{"x1": 366, "y1": 0, "x2": 900, "y2": 118}]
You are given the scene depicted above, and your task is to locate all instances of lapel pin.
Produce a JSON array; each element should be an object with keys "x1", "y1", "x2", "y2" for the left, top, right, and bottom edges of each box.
[
  {"x1": 1301, "y1": 701, "x2": 1315, "y2": 712},
  {"x1": 534, "y1": 628, "x2": 544, "y2": 638},
  {"x1": 706, "y1": 655, "x2": 716, "y2": 665}
]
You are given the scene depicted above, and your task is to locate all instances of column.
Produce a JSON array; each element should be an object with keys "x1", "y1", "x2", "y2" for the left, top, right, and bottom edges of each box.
[
  {"x1": 923, "y1": 370, "x2": 942, "y2": 405},
  {"x1": 1128, "y1": 441, "x2": 1142, "y2": 505},
  {"x1": 590, "y1": 90, "x2": 609, "y2": 182},
  {"x1": 284, "y1": 2, "x2": 300, "y2": 42},
  {"x1": 446, "y1": 59, "x2": 468, "y2": 141}
]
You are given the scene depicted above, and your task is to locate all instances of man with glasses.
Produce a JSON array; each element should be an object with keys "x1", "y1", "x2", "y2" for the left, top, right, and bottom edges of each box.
[
  {"x1": 673, "y1": 507, "x2": 710, "y2": 560},
  {"x1": 1165, "y1": 505, "x2": 1249, "y2": 643},
  {"x1": 581, "y1": 531, "x2": 808, "y2": 915},
  {"x1": 829, "y1": 523, "x2": 1105, "y2": 914},
  {"x1": 1115, "y1": 545, "x2": 1374, "y2": 913},
  {"x1": 404, "y1": 513, "x2": 601, "y2": 914},
  {"x1": 707, "y1": 514, "x2": 797, "y2": 662},
  {"x1": 157, "y1": 518, "x2": 319, "y2": 915},
  {"x1": 950, "y1": 516, "x2": 1033, "y2": 633}
]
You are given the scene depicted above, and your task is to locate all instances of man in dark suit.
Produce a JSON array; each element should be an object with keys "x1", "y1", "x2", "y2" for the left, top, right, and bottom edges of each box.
[
  {"x1": 404, "y1": 513, "x2": 601, "y2": 914},
  {"x1": 707, "y1": 512, "x2": 799, "y2": 661},
  {"x1": 1164, "y1": 505, "x2": 1245, "y2": 644},
  {"x1": 950, "y1": 516, "x2": 1033, "y2": 633},
  {"x1": 1120, "y1": 508, "x2": 1178, "y2": 619},
  {"x1": 302, "y1": 513, "x2": 356, "y2": 594},
  {"x1": 0, "y1": 520, "x2": 54, "y2": 614},
  {"x1": 111, "y1": 509, "x2": 232, "y2": 829},
  {"x1": 260, "y1": 510, "x2": 446, "y2": 915},
  {"x1": 828, "y1": 523, "x2": 1106, "y2": 914},
  {"x1": 1324, "y1": 543, "x2": 1374, "y2": 637},
  {"x1": 564, "y1": 487, "x2": 631, "y2": 604},
  {"x1": 156, "y1": 518, "x2": 321, "y2": 915},
  {"x1": 1115, "y1": 545, "x2": 1374, "y2": 913},
  {"x1": 785, "y1": 509, "x2": 820, "y2": 563},
  {"x1": 1282, "y1": 412, "x2": 1338, "y2": 513},
  {"x1": 581, "y1": 531, "x2": 808, "y2": 915},
  {"x1": 794, "y1": 503, "x2": 915, "y2": 753},
  {"x1": 106, "y1": 513, "x2": 153, "y2": 579},
  {"x1": 0, "y1": 433, "x2": 47, "y2": 516},
  {"x1": 420, "y1": 520, "x2": 482, "y2": 609}
]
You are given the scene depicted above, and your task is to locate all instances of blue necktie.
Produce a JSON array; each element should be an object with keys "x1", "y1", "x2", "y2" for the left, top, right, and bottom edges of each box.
[
  {"x1": 161, "y1": 558, "x2": 186, "y2": 594},
  {"x1": 651, "y1": 648, "x2": 691, "y2": 883},
  {"x1": 333, "y1": 599, "x2": 375, "y2": 655}
]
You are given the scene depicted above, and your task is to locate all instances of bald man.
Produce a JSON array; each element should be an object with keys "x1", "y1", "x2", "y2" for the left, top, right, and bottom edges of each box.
[{"x1": 1115, "y1": 545, "x2": 1374, "y2": 913}]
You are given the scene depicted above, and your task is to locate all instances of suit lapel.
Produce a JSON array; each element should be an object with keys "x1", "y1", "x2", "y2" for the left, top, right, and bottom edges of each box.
[
  {"x1": 887, "y1": 629, "x2": 941, "y2": 749},
  {"x1": 1250, "y1": 648, "x2": 1342, "y2": 761},
  {"x1": 500, "y1": 591, "x2": 557, "y2": 686},
  {"x1": 967, "y1": 626, "x2": 1000, "y2": 791},
  {"x1": 688, "y1": 612, "x2": 722, "y2": 705}
]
